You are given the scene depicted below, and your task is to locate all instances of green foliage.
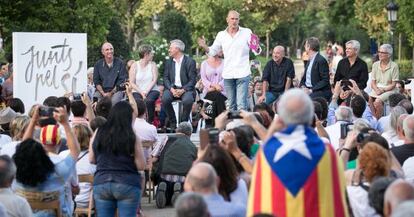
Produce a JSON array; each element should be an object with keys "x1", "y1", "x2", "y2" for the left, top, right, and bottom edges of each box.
[
  {"x1": 187, "y1": 0, "x2": 246, "y2": 49},
  {"x1": 397, "y1": 59, "x2": 414, "y2": 80},
  {"x1": 397, "y1": 0, "x2": 414, "y2": 46},
  {"x1": 354, "y1": 0, "x2": 389, "y2": 43},
  {"x1": 0, "y1": 0, "x2": 113, "y2": 66},
  {"x1": 159, "y1": 10, "x2": 192, "y2": 53},
  {"x1": 107, "y1": 18, "x2": 131, "y2": 61},
  {"x1": 132, "y1": 35, "x2": 169, "y2": 80}
]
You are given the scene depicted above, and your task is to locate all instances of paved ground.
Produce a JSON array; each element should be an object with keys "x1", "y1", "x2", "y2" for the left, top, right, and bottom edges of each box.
[{"x1": 141, "y1": 195, "x2": 175, "y2": 217}]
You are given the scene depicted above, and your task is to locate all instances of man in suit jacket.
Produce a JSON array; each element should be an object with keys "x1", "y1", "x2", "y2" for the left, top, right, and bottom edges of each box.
[
  {"x1": 162, "y1": 39, "x2": 197, "y2": 128},
  {"x1": 300, "y1": 37, "x2": 332, "y2": 101}
]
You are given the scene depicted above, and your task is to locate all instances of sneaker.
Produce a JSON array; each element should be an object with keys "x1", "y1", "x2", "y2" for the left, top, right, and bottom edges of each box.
[
  {"x1": 171, "y1": 182, "x2": 182, "y2": 206},
  {"x1": 155, "y1": 182, "x2": 167, "y2": 208}
]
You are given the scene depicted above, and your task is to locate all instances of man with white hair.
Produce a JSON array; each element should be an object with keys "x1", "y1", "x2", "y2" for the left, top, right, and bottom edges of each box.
[
  {"x1": 391, "y1": 115, "x2": 414, "y2": 165},
  {"x1": 162, "y1": 39, "x2": 197, "y2": 129},
  {"x1": 325, "y1": 106, "x2": 354, "y2": 150},
  {"x1": 0, "y1": 155, "x2": 32, "y2": 217},
  {"x1": 248, "y1": 89, "x2": 348, "y2": 216},
  {"x1": 334, "y1": 40, "x2": 369, "y2": 90}
]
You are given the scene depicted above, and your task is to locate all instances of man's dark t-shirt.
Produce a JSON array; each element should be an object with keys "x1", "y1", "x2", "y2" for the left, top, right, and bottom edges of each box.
[{"x1": 391, "y1": 144, "x2": 414, "y2": 165}]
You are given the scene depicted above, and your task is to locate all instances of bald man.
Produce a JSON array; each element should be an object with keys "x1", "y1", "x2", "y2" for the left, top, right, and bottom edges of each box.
[
  {"x1": 184, "y1": 162, "x2": 245, "y2": 217},
  {"x1": 198, "y1": 10, "x2": 260, "y2": 111},
  {"x1": 93, "y1": 42, "x2": 127, "y2": 105},
  {"x1": 383, "y1": 179, "x2": 414, "y2": 217},
  {"x1": 258, "y1": 45, "x2": 295, "y2": 104}
]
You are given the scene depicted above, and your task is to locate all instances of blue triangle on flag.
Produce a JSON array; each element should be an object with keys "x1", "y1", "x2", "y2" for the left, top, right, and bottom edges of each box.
[{"x1": 263, "y1": 125, "x2": 326, "y2": 196}]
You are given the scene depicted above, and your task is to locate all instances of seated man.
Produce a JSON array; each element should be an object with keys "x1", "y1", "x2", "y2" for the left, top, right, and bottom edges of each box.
[
  {"x1": 0, "y1": 155, "x2": 32, "y2": 217},
  {"x1": 151, "y1": 122, "x2": 197, "y2": 208},
  {"x1": 93, "y1": 42, "x2": 127, "y2": 105},
  {"x1": 162, "y1": 39, "x2": 197, "y2": 129}
]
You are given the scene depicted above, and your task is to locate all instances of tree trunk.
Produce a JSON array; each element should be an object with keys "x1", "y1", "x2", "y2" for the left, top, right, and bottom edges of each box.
[
  {"x1": 398, "y1": 33, "x2": 402, "y2": 61},
  {"x1": 266, "y1": 31, "x2": 270, "y2": 59}
]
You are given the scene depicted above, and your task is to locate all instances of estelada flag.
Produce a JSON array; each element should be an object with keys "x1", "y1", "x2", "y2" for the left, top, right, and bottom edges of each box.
[{"x1": 247, "y1": 125, "x2": 348, "y2": 217}]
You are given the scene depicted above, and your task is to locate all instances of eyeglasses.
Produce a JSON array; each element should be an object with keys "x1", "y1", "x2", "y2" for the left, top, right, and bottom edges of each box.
[{"x1": 378, "y1": 51, "x2": 389, "y2": 54}]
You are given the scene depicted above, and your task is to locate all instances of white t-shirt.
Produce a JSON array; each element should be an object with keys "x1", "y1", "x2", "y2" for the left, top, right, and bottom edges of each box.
[
  {"x1": 135, "y1": 61, "x2": 158, "y2": 92},
  {"x1": 208, "y1": 27, "x2": 252, "y2": 79},
  {"x1": 347, "y1": 185, "x2": 380, "y2": 217},
  {"x1": 60, "y1": 150, "x2": 95, "y2": 208},
  {"x1": 0, "y1": 141, "x2": 20, "y2": 157},
  {"x1": 0, "y1": 134, "x2": 12, "y2": 147}
]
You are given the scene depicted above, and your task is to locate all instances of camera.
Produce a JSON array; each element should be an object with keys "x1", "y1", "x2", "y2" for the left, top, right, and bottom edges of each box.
[
  {"x1": 118, "y1": 83, "x2": 127, "y2": 91},
  {"x1": 357, "y1": 133, "x2": 371, "y2": 143},
  {"x1": 228, "y1": 111, "x2": 242, "y2": 119},
  {"x1": 340, "y1": 123, "x2": 354, "y2": 139},
  {"x1": 73, "y1": 93, "x2": 82, "y2": 101},
  {"x1": 341, "y1": 79, "x2": 353, "y2": 91},
  {"x1": 39, "y1": 106, "x2": 56, "y2": 117},
  {"x1": 208, "y1": 128, "x2": 220, "y2": 146}
]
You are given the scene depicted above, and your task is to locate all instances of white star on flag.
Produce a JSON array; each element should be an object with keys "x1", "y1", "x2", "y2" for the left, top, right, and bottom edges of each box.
[{"x1": 273, "y1": 125, "x2": 312, "y2": 162}]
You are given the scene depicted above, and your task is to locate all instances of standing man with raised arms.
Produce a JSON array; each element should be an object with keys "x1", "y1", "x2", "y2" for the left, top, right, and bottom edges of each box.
[{"x1": 198, "y1": 10, "x2": 261, "y2": 111}]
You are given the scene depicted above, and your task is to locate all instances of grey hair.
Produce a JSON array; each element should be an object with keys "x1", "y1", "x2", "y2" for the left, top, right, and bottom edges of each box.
[
  {"x1": 392, "y1": 201, "x2": 414, "y2": 217},
  {"x1": 390, "y1": 106, "x2": 407, "y2": 131},
  {"x1": 353, "y1": 118, "x2": 371, "y2": 133},
  {"x1": 380, "y1": 44, "x2": 393, "y2": 57},
  {"x1": 278, "y1": 88, "x2": 314, "y2": 125},
  {"x1": 170, "y1": 39, "x2": 185, "y2": 52},
  {"x1": 403, "y1": 115, "x2": 414, "y2": 140},
  {"x1": 346, "y1": 40, "x2": 361, "y2": 53},
  {"x1": 0, "y1": 155, "x2": 16, "y2": 187},
  {"x1": 176, "y1": 122, "x2": 193, "y2": 136},
  {"x1": 175, "y1": 192, "x2": 209, "y2": 217},
  {"x1": 335, "y1": 106, "x2": 353, "y2": 122},
  {"x1": 138, "y1": 44, "x2": 153, "y2": 59},
  {"x1": 306, "y1": 37, "x2": 320, "y2": 52}
]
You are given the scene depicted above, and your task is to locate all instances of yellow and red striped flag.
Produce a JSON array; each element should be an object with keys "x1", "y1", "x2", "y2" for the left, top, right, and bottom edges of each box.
[{"x1": 247, "y1": 125, "x2": 348, "y2": 217}]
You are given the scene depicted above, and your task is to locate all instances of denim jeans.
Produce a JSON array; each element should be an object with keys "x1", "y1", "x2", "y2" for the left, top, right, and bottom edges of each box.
[
  {"x1": 224, "y1": 76, "x2": 250, "y2": 110},
  {"x1": 94, "y1": 183, "x2": 141, "y2": 217},
  {"x1": 265, "y1": 91, "x2": 283, "y2": 105}
]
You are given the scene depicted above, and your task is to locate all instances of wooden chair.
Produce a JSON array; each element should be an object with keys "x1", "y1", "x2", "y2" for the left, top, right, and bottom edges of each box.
[
  {"x1": 16, "y1": 189, "x2": 61, "y2": 217},
  {"x1": 141, "y1": 140, "x2": 156, "y2": 203},
  {"x1": 74, "y1": 174, "x2": 95, "y2": 217}
]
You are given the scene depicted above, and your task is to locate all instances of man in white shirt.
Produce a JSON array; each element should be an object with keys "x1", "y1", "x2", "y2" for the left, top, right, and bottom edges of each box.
[
  {"x1": 198, "y1": 10, "x2": 260, "y2": 111},
  {"x1": 0, "y1": 155, "x2": 32, "y2": 217}
]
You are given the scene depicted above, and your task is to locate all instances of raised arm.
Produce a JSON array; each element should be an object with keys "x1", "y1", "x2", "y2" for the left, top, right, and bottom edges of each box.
[{"x1": 54, "y1": 107, "x2": 81, "y2": 159}]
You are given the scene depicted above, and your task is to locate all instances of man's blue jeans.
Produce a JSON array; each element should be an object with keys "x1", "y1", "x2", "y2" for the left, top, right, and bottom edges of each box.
[
  {"x1": 224, "y1": 76, "x2": 250, "y2": 111},
  {"x1": 94, "y1": 182, "x2": 141, "y2": 217}
]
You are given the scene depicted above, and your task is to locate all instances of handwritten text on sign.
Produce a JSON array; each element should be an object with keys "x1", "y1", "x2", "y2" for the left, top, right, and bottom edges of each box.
[{"x1": 13, "y1": 32, "x2": 87, "y2": 111}]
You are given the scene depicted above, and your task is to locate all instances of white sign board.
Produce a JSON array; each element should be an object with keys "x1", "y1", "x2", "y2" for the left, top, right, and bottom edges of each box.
[{"x1": 13, "y1": 32, "x2": 87, "y2": 111}]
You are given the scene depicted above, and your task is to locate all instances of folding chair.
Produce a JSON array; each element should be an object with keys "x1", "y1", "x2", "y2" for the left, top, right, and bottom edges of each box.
[
  {"x1": 16, "y1": 189, "x2": 61, "y2": 217},
  {"x1": 74, "y1": 174, "x2": 95, "y2": 217}
]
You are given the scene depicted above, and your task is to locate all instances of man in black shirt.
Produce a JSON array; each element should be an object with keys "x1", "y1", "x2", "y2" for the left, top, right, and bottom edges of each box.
[
  {"x1": 258, "y1": 46, "x2": 295, "y2": 105},
  {"x1": 391, "y1": 115, "x2": 414, "y2": 165},
  {"x1": 93, "y1": 42, "x2": 127, "y2": 104},
  {"x1": 334, "y1": 40, "x2": 368, "y2": 92}
]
